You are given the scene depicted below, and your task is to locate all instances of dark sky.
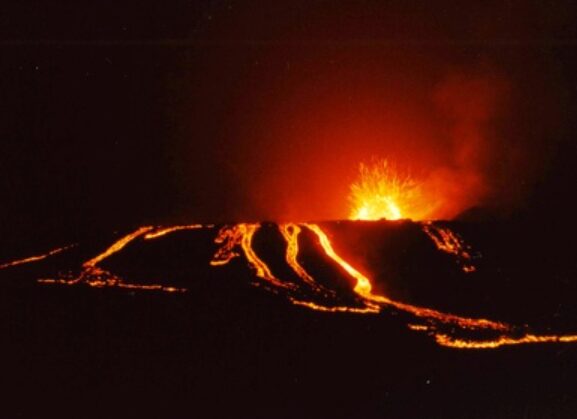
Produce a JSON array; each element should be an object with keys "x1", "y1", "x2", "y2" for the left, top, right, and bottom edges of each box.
[{"x1": 1, "y1": 1, "x2": 577, "y2": 244}]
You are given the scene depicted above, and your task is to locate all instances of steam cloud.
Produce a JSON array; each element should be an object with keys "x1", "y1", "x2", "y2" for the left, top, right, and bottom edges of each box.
[{"x1": 423, "y1": 71, "x2": 511, "y2": 219}]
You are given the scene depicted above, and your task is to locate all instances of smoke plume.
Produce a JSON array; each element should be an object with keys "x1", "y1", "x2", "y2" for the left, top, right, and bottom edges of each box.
[{"x1": 422, "y1": 70, "x2": 511, "y2": 219}]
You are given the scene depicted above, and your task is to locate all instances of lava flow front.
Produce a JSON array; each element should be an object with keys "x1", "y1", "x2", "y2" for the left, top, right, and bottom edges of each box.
[{"x1": 1, "y1": 159, "x2": 577, "y2": 350}]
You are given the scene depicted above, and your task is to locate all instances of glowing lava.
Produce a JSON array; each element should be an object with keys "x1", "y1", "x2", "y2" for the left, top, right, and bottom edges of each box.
[
  {"x1": 303, "y1": 223, "x2": 506, "y2": 330},
  {"x1": 422, "y1": 221, "x2": 477, "y2": 273},
  {"x1": 279, "y1": 223, "x2": 333, "y2": 296},
  {"x1": 0, "y1": 245, "x2": 76, "y2": 269},
  {"x1": 349, "y1": 159, "x2": 421, "y2": 221},
  {"x1": 210, "y1": 223, "x2": 290, "y2": 290},
  {"x1": 3, "y1": 220, "x2": 577, "y2": 349},
  {"x1": 143, "y1": 224, "x2": 205, "y2": 239},
  {"x1": 2, "y1": 160, "x2": 577, "y2": 350},
  {"x1": 210, "y1": 221, "x2": 577, "y2": 349},
  {"x1": 34, "y1": 225, "x2": 210, "y2": 293}
]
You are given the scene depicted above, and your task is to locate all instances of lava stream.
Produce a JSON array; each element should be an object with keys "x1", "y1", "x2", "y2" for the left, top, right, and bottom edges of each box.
[
  {"x1": 144, "y1": 224, "x2": 205, "y2": 240},
  {"x1": 210, "y1": 223, "x2": 290, "y2": 289},
  {"x1": 37, "y1": 225, "x2": 206, "y2": 293},
  {"x1": 279, "y1": 223, "x2": 336, "y2": 297},
  {"x1": 422, "y1": 222, "x2": 477, "y2": 273},
  {"x1": 5, "y1": 219, "x2": 577, "y2": 350},
  {"x1": 435, "y1": 333, "x2": 577, "y2": 349},
  {"x1": 0, "y1": 245, "x2": 76, "y2": 270},
  {"x1": 210, "y1": 221, "x2": 577, "y2": 349},
  {"x1": 303, "y1": 223, "x2": 507, "y2": 331},
  {"x1": 82, "y1": 226, "x2": 154, "y2": 271}
]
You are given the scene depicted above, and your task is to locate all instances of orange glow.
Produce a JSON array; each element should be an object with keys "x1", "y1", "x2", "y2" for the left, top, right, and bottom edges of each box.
[
  {"x1": 303, "y1": 223, "x2": 374, "y2": 296},
  {"x1": 210, "y1": 224, "x2": 290, "y2": 289},
  {"x1": 39, "y1": 226, "x2": 190, "y2": 293},
  {"x1": 298, "y1": 223, "x2": 577, "y2": 349},
  {"x1": 422, "y1": 221, "x2": 477, "y2": 273},
  {"x1": 206, "y1": 220, "x2": 577, "y2": 349},
  {"x1": 435, "y1": 333, "x2": 577, "y2": 349},
  {"x1": 83, "y1": 226, "x2": 154, "y2": 270},
  {"x1": 349, "y1": 159, "x2": 423, "y2": 221},
  {"x1": 212, "y1": 221, "x2": 558, "y2": 347},
  {"x1": 408, "y1": 324, "x2": 429, "y2": 331},
  {"x1": 38, "y1": 277, "x2": 185, "y2": 293},
  {"x1": 303, "y1": 223, "x2": 507, "y2": 331},
  {"x1": 209, "y1": 220, "x2": 508, "y2": 331},
  {"x1": 144, "y1": 224, "x2": 205, "y2": 239},
  {"x1": 0, "y1": 245, "x2": 76, "y2": 270},
  {"x1": 348, "y1": 159, "x2": 480, "y2": 273},
  {"x1": 7, "y1": 220, "x2": 576, "y2": 350},
  {"x1": 289, "y1": 297, "x2": 379, "y2": 314},
  {"x1": 279, "y1": 223, "x2": 334, "y2": 296}
]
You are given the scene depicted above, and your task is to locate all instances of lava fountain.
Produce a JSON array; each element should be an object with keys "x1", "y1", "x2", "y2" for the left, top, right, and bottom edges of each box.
[{"x1": 349, "y1": 159, "x2": 422, "y2": 221}]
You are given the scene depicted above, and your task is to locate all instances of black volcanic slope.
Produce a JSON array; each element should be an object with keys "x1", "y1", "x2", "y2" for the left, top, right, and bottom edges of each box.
[{"x1": 1, "y1": 220, "x2": 577, "y2": 418}]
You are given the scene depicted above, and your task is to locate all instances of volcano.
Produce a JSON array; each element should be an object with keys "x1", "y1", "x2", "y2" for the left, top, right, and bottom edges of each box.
[
  {"x1": 3, "y1": 149, "x2": 577, "y2": 418},
  {"x1": 3, "y1": 218, "x2": 577, "y2": 348},
  {"x1": 4, "y1": 0, "x2": 577, "y2": 416},
  {"x1": 2, "y1": 217, "x2": 577, "y2": 417}
]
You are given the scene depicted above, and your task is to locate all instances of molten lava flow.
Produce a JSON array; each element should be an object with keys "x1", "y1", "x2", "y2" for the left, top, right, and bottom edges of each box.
[
  {"x1": 37, "y1": 226, "x2": 193, "y2": 293},
  {"x1": 209, "y1": 220, "x2": 577, "y2": 349},
  {"x1": 2, "y1": 153, "x2": 566, "y2": 347},
  {"x1": 144, "y1": 224, "x2": 205, "y2": 240},
  {"x1": 422, "y1": 222, "x2": 478, "y2": 273},
  {"x1": 6, "y1": 217, "x2": 577, "y2": 349},
  {"x1": 82, "y1": 226, "x2": 154, "y2": 271},
  {"x1": 211, "y1": 222, "x2": 375, "y2": 313},
  {"x1": 209, "y1": 220, "x2": 504, "y2": 329},
  {"x1": 347, "y1": 160, "x2": 479, "y2": 271},
  {"x1": 0, "y1": 245, "x2": 76, "y2": 270},
  {"x1": 303, "y1": 223, "x2": 374, "y2": 296},
  {"x1": 349, "y1": 159, "x2": 421, "y2": 221},
  {"x1": 303, "y1": 223, "x2": 507, "y2": 331},
  {"x1": 289, "y1": 298, "x2": 379, "y2": 314},
  {"x1": 210, "y1": 224, "x2": 290, "y2": 289},
  {"x1": 279, "y1": 223, "x2": 332, "y2": 295},
  {"x1": 435, "y1": 333, "x2": 577, "y2": 349},
  {"x1": 294, "y1": 223, "x2": 577, "y2": 347},
  {"x1": 408, "y1": 324, "x2": 429, "y2": 331}
]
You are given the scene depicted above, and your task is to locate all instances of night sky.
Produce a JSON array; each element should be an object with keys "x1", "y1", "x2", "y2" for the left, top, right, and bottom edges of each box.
[
  {"x1": 4, "y1": 3, "x2": 577, "y2": 418},
  {"x1": 1, "y1": 1, "x2": 577, "y2": 246}
]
